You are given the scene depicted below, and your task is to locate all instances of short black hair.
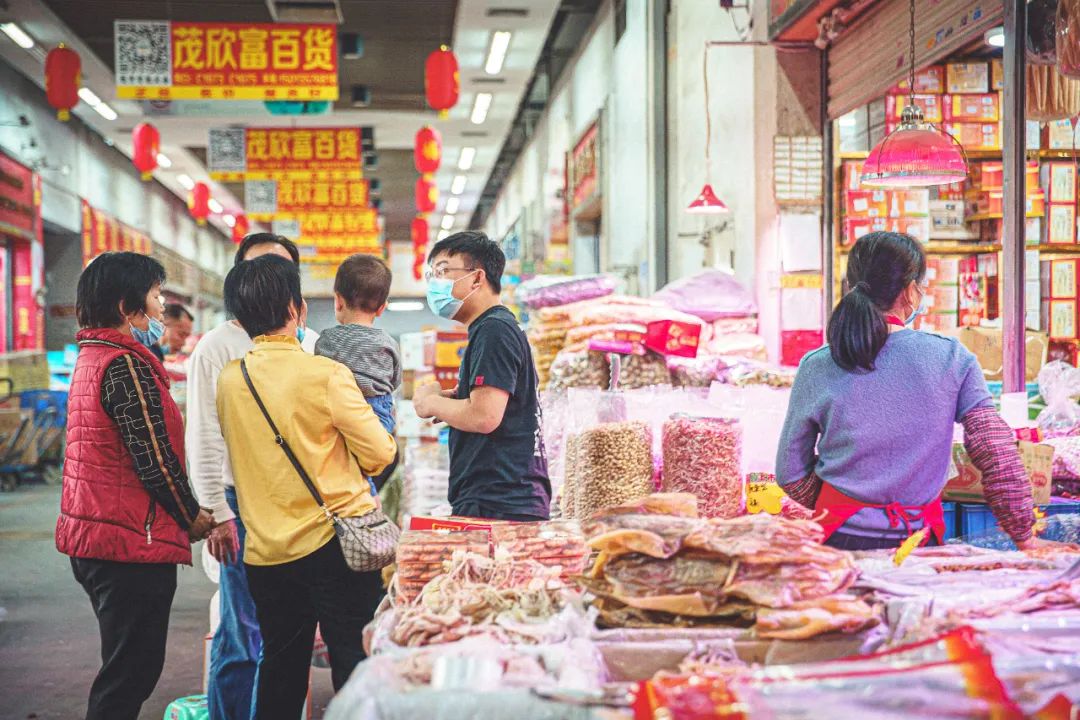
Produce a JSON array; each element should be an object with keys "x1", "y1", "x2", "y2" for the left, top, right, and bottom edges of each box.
[
  {"x1": 427, "y1": 231, "x2": 504, "y2": 293},
  {"x1": 224, "y1": 255, "x2": 303, "y2": 339},
  {"x1": 233, "y1": 232, "x2": 301, "y2": 266},
  {"x1": 334, "y1": 254, "x2": 392, "y2": 313},
  {"x1": 77, "y1": 252, "x2": 166, "y2": 329},
  {"x1": 163, "y1": 303, "x2": 194, "y2": 322}
]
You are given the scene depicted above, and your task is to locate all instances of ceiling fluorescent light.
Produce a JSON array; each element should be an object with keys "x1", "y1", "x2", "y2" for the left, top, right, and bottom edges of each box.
[
  {"x1": 94, "y1": 102, "x2": 118, "y2": 121},
  {"x1": 445, "y1": 197, "x2": 460, "y2": 214},
  {"x1": 208, "y1": 198, "x2": 224, "y2": 214},
  {"x1": 156, "y1": 153, "x2": 172, "y2": 168},
  {"x1": 223, "y1": 214, "x2": 236, "y2": 227},
  {"x1": 78, "y1": 87, "x2": 102, "y2": 106},
  {"x1": 484, "y1": 31, "x2": 512, "y2": 75},
  {"x1": 457, "y1": 147, "x2": 476, "y2": 170},
  {"x1": 451, "y1": 175, "x2": 467, "y2": 195},
  {"x1": 386, "y1": 300, "x2": 425, "y2": 312},
  {"x1": 1, "y1": 23, "x2": 35, "y2": 50},
  {"x1": 437, "y1": 229, "x2": 450, "y2": 241},
  {"x1": 470, "y1": 92, "x2": 493, "y2": 124},
  {"x1": 984, "y1": 27, "x2": 1004, "y2": 48},
  {"x1": 440, "y1": 214, "x2": 455, "y2": 230},
  {"x1": 177, "y1": 174, "x2": 195, "y2": 190}
]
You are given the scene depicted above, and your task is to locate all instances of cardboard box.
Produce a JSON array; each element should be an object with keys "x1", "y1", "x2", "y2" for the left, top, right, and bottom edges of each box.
[
  {"x1": 944, "y1": 122, "x2": 1001, "y2": 150},
  {"x1": 408, "y1": 516, "x2": 510, "y2": 533},
  {"x1": 1050, "y1": 259, "x2": 1080, "y2": 298},
  {"x1": 1046, "y1": 163, "x2": 1078, "y2": 203},
  {"x1": 972, "y1": 161, "x2": 1003, "y2": 188},
  {"x1": 1046, "y1": 119, "x2": 1078, "y2": 149},
  {"x1": 945, "y1": 93, "x2": 999, "y2": 122},
  {"x1": 946, "y1": 441, "x2": 1053, "y2": 505},
  {"x1": 1048, "y1": 204, "x2": 1077, "y2": 244},
  {"x1": 0, "y1": 409, "x2": 37, "y2": 465},
  {"x1": 927, "y1": 256, "x2": 961, "y2": 285},
  {"x1": 889, "y1": 217, "x2": 931, "y2": 243},
  {"x1": 892, "y1": 65, "x2": 946, "y2": 94},
  {"x1": 967, "y1": 190, "x2": 1002, "y2": 217},
  {"x1": 844, "y1": 189, "x2": 888, "y2": 218},
  {"x1": 992, "y1": 59, "x2": 1003, "y2": 91},
  {"x1": 0, "y1": 352, "x2": 50, "y2": 394},
  {"x1": 1028, "y1": 189, "x2": 1046, "y2": 218},
  {"x1": 1029, "y1": 120, "x2": 1044, "y2": 150},
  {"x1": 887, "y1": 94, "x2": 943, "y2": 123},
  {"x1": 887, "y1": 189, "x2": 930, "y2": 217},
  {"x1": 1050, "y1": 299, "x2": 1078, "y2": 339},
  {"x1": 940, "y1": 327, "x2": 1048, "y2": 382},
  {"x1": 947, "y1": 62, "x2": 990, "y2": 94},
  {"x1": 843, "y1": 217, "x2": 887, "y2": 246},
  {"x1": 842, "y1": 160, "x2": 865, "y2": 192}
]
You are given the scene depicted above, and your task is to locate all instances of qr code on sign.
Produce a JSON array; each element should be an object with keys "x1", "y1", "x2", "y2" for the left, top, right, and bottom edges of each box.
[
  {"x1": 114, "y1": 20, "x2": 171, "y2": 87},
  {"x1": 209, "y1": 128, "x2": 247, "y2": 173}
]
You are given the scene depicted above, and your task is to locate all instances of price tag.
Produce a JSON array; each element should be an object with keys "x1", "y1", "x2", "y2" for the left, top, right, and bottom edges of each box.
[
  {"x1": 893, "y1": 527, "x2": 930, "y2": 566},
  {"x1": 746, "y1": 481, "x2": 787, "y2": 515}
]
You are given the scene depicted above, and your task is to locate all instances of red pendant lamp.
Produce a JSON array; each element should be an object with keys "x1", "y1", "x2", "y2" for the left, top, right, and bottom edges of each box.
[
  {"x1": 415, "y1": 176, "x2": 438, "y2": 214},
  {"x1": 414, "y1": 126, "x2": 442, "y2": 175},
  {"x1": 189, "y1": 182, "x2": 211, "y2": 226},
  {"x1": 411, "y1": 215, "x2": 430, "y2": 280},
  {"x1": 860, "y1": 0, "x2": 967, "y2": 187},
  {"x1": 131, "y1": 123, "x2": 160, "y2": 181},
  {"x1": 45, "y1": 44, "x2": 81, "y2": 122},
  {"x1": 231, "y1": 214, "x2": 250, "y2": 243},
  {"x1": 425, "y1": 46, "x2": 460, "y2": 117},
  {"x1": 686, "y1": 45, "x2": 730, "y2": 214}
]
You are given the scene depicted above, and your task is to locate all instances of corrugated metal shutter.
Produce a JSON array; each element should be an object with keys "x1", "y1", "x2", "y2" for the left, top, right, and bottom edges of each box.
[{"x1": 828, "y1": 0, "x2": 1003, "y2": 119}]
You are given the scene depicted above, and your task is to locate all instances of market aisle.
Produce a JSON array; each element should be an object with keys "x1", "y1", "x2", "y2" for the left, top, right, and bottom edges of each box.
[{"x1": 0, "y1": 484, "x2": 335, "y2": 719}]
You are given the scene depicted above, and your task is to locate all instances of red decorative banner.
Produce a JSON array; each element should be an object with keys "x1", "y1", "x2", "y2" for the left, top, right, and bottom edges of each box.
[
  {"x1": 114, "y1": 21, "x2": 339, "y2": 101},
  {"x1": 81, "y1": 200, "x2": 153, "y2": 267},
  {"x1": 0, "y1": 150, "x2": 37, "y2": 242},
  {"x1": 0, "y1": 152, "x2": 43, "y2": 350},
  {"x1": 569, "y1": 120, "x2": 599, "y2": 210},
  {"x1": 210, "y1": 127, "x2": 362, "y2": 181}
]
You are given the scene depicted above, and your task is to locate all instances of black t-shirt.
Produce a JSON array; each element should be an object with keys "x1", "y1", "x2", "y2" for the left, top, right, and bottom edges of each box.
[{"x1": 448, "y1": 305, "x2": 551, "y2": 520}]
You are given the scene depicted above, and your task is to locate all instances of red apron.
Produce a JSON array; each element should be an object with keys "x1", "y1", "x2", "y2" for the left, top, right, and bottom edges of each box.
[{"x1": 813, "y1": 481, "x2": 946, "y2": 546}]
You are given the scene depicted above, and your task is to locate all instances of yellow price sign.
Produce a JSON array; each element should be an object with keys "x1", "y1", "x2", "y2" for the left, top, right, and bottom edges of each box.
[
  {"x1": 746, "y1": 481, "x2": 787, "y2": 515},
  {"x1": 780, "y1": 273, "x2": 824, "y2": 289}
]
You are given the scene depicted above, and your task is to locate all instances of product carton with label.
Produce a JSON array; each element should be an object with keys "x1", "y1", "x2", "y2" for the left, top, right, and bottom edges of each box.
[
  {"x1": 408, "y1": 516, "x2": 510, "y2": 533},
  {"x1": 844, "y1": 190, "x2": 888, "y2": 218},
  {"x1": 887, "y1": 94, "x2": 943, "y2": 123},
  {"x1": 1048, "y1": 205, "x2": 1077, "y2": 244},
  {"x1": 944, "y1": 122, "x2": 1001, "y2": 150},
  {"x1": 946, "y1": 441, "x2": 1053, "y2": 505},
  {"x1": 1044, "y1": 162, "x2": 1077, "y2": 203},
  {"x1": 0, "y1": 351, "x2": 50, "y2": 394},
  {"x1": 947, "y1": 62, "x2": 990, "y2": 94},
  {"x1": 940, "y1": 327, "x2": 1048, "y2": 382},
  {"x1": 1050, "y1": 259, "x2": 1080, "y2": 299},
  {"x1": 1050, "y1": 300, "x2": 1079, "y2": 340},
  {"x1": 892, "y1": 65, "x2": 946, "y2": 94},
  {"x1": 944, "y1": 93, "x2": 999, "y2": 122}
]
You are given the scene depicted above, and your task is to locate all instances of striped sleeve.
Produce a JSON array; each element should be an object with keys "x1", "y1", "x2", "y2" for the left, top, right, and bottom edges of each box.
[
  {"x1": 783, "y1": 473, "x2": 823, "y2": 510},
  {"x1": 961, "y1": 406, "x2": 1034, "y2": 543},
  {"x1": 100, "y1": 354, "x2": 201, "y2": 530}
]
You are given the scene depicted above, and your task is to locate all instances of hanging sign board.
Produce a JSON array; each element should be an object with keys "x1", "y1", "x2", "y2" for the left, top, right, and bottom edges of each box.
[
  {"x1": 114, "y1": 20, "x2": 339, "y2": 101},
  {"x1": 81, "y1": 200, "x2": 153, "y2": 267},
  {"x1": 209, "y1": 127, "x2": 362, "y2": 181},
  {"x1": 0, "y1": 151, "x2": 38, "y2": 243},
  {"x1": 0, "y1": 152, "x2": 44, "y2": 350},
  {"x1": 568, "y1": 120, "x2": 600, "y2": 213},
  {"x1": 246, "y1": 178, "x2": 369, "y2": 220}
]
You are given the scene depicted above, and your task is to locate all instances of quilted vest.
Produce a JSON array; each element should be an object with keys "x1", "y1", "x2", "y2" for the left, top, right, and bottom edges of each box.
[{"x1": 55, "y1": 327, "x2": 191, "y2": 564}]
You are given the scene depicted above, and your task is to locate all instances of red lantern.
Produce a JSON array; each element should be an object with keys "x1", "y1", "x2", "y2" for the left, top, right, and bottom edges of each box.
[
  {"x1": 131, "y1": 123, "x2": 160, "y2": 181},
  {"x1": 411, "y1": 215, "x2": 430, "y2": 249},
  {"x1": 414, "y1": 126, "x2": 442, "y2": 175},
  {"x1": 415, "y1": 176, "x2": 438, "y2": 214},
  {"x1": 45, "y1": 44, "x2": 81, "y2": 122},
  {"x1": 189, "y1": 182, "x2": 211, "y2": 225},
  {"x1": 231, "y1": 214, "x2": 250, "y2": 243},
  {"x1": 425, "y1": 46, "x2": 460, "y2": 116}
]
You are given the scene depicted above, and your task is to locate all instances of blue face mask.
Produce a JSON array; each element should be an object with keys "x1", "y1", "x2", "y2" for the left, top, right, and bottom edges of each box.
[
  {"x1": 905, "y1": 286, "x2": 930, "y2": 326},
  {"x1": 296, "y1": 326, "x2": 306, "y2": 344},
  {"x1": 131, "y1": 314, "x2": 165, "y2": 348},
  {"x1": 426, "y1": 270, "x2": 479, "y2": 320}
]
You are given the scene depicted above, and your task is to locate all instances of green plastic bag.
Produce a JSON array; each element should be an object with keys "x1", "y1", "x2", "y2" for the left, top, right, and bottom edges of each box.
[{"x1": 164, "y1": 695, "x2": 209, "y2": 720}]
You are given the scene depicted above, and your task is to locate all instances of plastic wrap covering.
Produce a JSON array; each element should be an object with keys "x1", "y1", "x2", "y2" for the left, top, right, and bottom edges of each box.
[
  {"x1": 1037, "y1": 361, "x2": 1080, "y2": 438},
  {"x1": 400, "y1": 440, "x2": 451, "y2": 522},
  {"x1": 668, "y1": 356, "x2": 728, "y2": 388},
  {"x1": 1047, "y1": 436, "x2": 1080, "y2": 481},
  {"x1": 703, "y1": 333, "x2": 767, "y2": 361},
  {"x1": 540, "y1": 390, "x2": 569, "y2": 510},
  {"x1": 618, "y1": 352, "x2": 672, "y2": 389},
  {"x1": 490, "y1": 521, "x2": 589, "y2": 581},
  {"x1": 661, "y1": 415, "x2": 744, "y2": 518},
  {"x1": 547, "y1": 350, "x2": 609, "y2": 391},
  {"x1": 516, "y1": 274, "x2": 617, "y2": 309},
  {"x1": 569, "y1": 420, "x2": 654, "y2": 520},
  {"x1": 394, "y1": 530, "x2": 489, "y2": 605},
  {"x1": 652, "y1": 269, "x2": 758, "y2": 322},
  {"x1": 1059, "y1": 0, "x2": 1080, "y2": 78}
]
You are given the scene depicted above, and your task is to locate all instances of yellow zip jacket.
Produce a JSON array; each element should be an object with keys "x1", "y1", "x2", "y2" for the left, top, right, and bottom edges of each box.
[{"x1": 216, "y1": 334, "x2": 397, "y2": 565}]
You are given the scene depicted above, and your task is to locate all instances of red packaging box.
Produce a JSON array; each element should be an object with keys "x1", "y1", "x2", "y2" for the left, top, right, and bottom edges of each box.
[
  {"x1": 645, "y1": 320, "x2": 702, "y2": 358},
  {"x1": 844, "y1": 217, "x2": 887, "y2": 246},
  {"x1": 927, "y1": 257, "x2": 961, "y2": 284},
  {"x1": 887, "y1": 189, "x2": 930, "y2": 217},
  {"x1": 887, "y1": 94, "x2": 943, "y2": 123},
  {"x1": 842, "y1": 160, "x2": 865, "y2": 192},
  {"x1": 780, "y1": 330, "x2": 823, "y2": 368},
  {"x1": 967, "y1": 190, "x2": 1003, "y2": 217},
  {"x1": 1050, "y1": 259, "x2": 1080, "y2": 299},
  {"x1": 944, "y1": 122, "x2": 1001, "y2": 151},
  {"x1": 891, "y1": 65, "x2": 946, "y2": 94},
  {"x1": 408, "y1": 516, "x2": 511, "y2": 533},
  {"x1": 973, "y1": 161, "x2": 1003, "y2": 189},
  {"x1": 891, "y1": 217, "x2": 931, "y2": 243},
  {"x1": 958, "y1": 272, "x2": 987, "y2": 327},
  {"x1": 845, "y1": 189, "x2": 888, "y2": 217},
  {"x1": 944, "y1": 93, "x2": 999, "y2": 122}
]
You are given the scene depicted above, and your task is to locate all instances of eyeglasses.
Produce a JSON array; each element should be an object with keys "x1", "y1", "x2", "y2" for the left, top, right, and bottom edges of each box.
[{"x1": 425, "y1": 265, "x2": 475, "y2": 282}]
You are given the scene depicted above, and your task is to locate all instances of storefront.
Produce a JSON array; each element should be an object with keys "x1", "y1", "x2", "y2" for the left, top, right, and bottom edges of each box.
[{"x1": 0, "y1": 149, "x2": 45, "y2": 351}]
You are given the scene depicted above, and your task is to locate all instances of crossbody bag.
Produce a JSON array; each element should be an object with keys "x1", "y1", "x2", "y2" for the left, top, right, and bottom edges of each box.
[{"x1": 240, "y1": 358, "x2": 399, "y2": 572}]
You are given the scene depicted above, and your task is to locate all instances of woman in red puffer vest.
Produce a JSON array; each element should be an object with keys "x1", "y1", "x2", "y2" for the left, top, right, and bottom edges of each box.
[{"x1": 56, "y1": 252, "x2": 215, "y2": 720}]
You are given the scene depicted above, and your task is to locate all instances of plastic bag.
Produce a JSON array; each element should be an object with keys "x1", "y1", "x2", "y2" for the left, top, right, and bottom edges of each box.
[
  {"x1": 1036, "y1": 360, "x2": 1080, "y2": 438},
  {"x1": 547, "y1": 350, "x2": 609, "y2": 391},
  {"x1": 516, "y1": 274, "x2": 617, "y2": 309},
  {"x1": 1046, "y1": 436, "x2": 1080, "y2": 480},
  {"x1": 652, "y1": 269, "x2": 758, "y2": 322},
  {"x1": 662, "y1": 415, "x2": 744, "y2": 518}
]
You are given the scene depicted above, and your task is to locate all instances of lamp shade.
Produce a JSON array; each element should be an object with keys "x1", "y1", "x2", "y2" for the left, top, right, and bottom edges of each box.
[
  {"x1": 44, "y1": 44, "x2": 80, "y2": 121},
  {"x1": 131, "y1": 123, "x2": 160, "y2": 181},
  {"x1": 861, "y1": 108, "x2": 967, "y2": 187},
  {"x1": 686, "y1": 183, "x2": 730, "y2": 214}
]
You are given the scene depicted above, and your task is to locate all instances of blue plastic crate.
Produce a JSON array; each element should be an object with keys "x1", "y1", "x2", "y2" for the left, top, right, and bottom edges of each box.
[
  {"x1": 958, "y1": 500, "x2": 1080, "y2": 538},
  {"x1": 942, "y1": 501, "x2": 957, "y2": 541}
]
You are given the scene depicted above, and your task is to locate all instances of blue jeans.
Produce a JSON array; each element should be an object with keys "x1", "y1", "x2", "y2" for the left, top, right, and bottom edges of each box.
[
  {"x1": 208, "y1": 488, "x2": 261, "y2": 720},
  {"x1": 366, "y1": 394, "x2": 395, "y2": 495}
]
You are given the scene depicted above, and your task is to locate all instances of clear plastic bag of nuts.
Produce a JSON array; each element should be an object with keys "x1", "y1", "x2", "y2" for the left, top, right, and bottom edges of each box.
[{"x1": 661, "y1": 413, "x2": 744, "y2": 518}]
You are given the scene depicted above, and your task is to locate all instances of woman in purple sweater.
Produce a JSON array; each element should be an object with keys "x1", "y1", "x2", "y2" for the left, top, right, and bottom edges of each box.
[{"x1": 777, "y1": 232, "x2": 1041, "y2": 551}]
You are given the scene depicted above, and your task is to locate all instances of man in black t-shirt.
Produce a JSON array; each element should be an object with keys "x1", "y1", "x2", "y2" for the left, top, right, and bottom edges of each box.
[{"x1": 413, "y1": 232, "x2": 551, "y2": 520}]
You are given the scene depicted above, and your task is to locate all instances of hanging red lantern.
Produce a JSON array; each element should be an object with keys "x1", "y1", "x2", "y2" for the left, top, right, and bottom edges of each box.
[
  {"x1": 45, "y1": 44, "x2": 81, "y2": 122},
  {"x1": 189, "y1": 182, "x2": 211, "y2": 225},
  {"x1": 131, "y1": 123, "x2": 160, "y2": 181},
  {"x1": 415, "y1": 176, "x2": 438, "y2": 214},
  {"x1": 411, "y1": 215, "x2": 430, "y2": 249},
  {"x1": 231, "y1": 214, "x2": 250, "y2": 243},
  {"x1": 425, "y1": 46, "x2": 460, "y2": 117},
  {"x1": 414, "y1": 126, "x2": 442, "y2": 175}
]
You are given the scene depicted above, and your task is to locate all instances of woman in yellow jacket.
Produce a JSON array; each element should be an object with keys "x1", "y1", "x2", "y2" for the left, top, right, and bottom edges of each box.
[{"x1": 215, "y1": 255, "x2": 396, "y2": 720}]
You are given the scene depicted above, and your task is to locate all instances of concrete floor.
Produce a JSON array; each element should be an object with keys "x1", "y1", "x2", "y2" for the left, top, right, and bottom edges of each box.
[{"x1": 0, "y1": 484, "x2": 335, "y2": 720}]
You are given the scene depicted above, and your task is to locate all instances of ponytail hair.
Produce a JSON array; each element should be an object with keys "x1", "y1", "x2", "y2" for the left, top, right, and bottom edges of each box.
[{"x1": 827, "y1": 232, "x2": 926, "y2": 372}]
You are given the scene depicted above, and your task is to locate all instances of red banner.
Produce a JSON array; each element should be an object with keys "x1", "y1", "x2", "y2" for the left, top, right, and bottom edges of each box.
[
  {"x1": 0, "y1": 152, "x2": 43, "y2": 350},
  {"x1": 81, "y1": 200, "x2": 153, "y2": 267},
  {"x1": 114, "y1": 21, "x2": 339, "y2": 101},
  {"x1": 0, "y1": 151, "x2": 37, "y2": 242}
]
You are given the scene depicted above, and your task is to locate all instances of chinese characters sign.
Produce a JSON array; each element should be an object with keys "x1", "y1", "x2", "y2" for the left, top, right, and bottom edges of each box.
[
  {"x1": 209, "y1": 127, "x2": 362, "y2": 181},
  {"x1": 115, "y1": 21, "x2": 339, "y2": 101},
  {"x1": 81, "y1": 200, "x2": 153, "y2": 267},
  {"x1": 0, "y1": 151, "x2": 44, "y2": 350},
  {"x1": 246, "y1": 178, "x2": 369, "y2": 219}
]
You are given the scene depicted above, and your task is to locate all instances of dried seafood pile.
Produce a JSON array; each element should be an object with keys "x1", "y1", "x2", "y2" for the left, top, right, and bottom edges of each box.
[{"x1": 577, "y1": 493, "x2": 878, "y2": 639}]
